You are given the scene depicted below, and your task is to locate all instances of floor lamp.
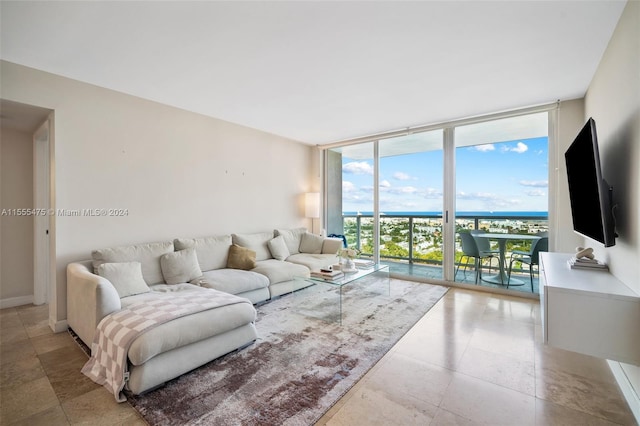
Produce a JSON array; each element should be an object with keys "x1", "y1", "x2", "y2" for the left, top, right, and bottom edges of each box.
[{"x1": 305, "y1": 192, "x2": 320, "y2": 234}]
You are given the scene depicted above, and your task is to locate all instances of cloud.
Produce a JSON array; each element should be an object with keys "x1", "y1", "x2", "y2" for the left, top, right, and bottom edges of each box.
[
  {"x1": 342, "y1": 181, "x2": 357, "y2": 193},
  {"x1": 399, "y1": 186, "x2": 419, "y2": 194},
  {"x1": 385, "y1": 186, "x2": 420, "y2": 195},
  {"x1": 457, "y1": 191, "x2": 500, "y2": 201},
  {"x1": 380, "y1": 180, "x2": 391, "y2": 188},
  {"x1": 504, "y1": 142, "x2": 528, "y2": 153},
  {"x1": 525, "y1": 189, "x2": 546, "y2": 197},
  {"x1": 393, "y1": 172, "x2": 411, "y2": 180},
  {"x1": 343, "y1": 161, "x2": 373, "y2": 175},
  {"x1": 456, "y1": 191, "x2": 524, "y2": 210},
  {"x1": 424, "y1": 187, "x2": 442, "y2": 199},
  {"x1": 380, "y1": 199, "x2": 419, "y2": 210},
  {"x1": 472, "y1": 144, "x2": 495, "y2": 152},
  {"x1": 519, "y1": 180, "x2": 548, "y2": 188}
]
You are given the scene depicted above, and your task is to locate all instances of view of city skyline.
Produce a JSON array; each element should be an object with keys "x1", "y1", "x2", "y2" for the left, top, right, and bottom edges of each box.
[{"x1": 342, "y1": 135, "x2": 549, "y2": 214}]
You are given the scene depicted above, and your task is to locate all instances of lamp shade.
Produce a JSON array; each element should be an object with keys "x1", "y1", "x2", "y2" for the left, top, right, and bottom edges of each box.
[{"x1": 305, "y1": 192, "x2": 320, "y2": 218}]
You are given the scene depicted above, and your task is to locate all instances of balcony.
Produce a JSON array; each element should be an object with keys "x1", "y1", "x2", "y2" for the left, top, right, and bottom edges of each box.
[{"x1": 341, "y1": 213, "x2": 548, "y2": 295}]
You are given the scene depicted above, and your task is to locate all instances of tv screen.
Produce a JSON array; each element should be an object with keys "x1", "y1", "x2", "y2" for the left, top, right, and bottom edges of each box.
[{"x1": 565, "y1": 117, "x2": 615, "y2": 247}]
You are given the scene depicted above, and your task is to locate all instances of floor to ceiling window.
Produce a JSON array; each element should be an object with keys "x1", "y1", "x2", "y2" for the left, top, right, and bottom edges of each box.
[
  {"x1": 325, "y1": 142, "x2": 375, "y2": 256},
  {"x1": 453, "y1": 112, "x2": 549, "y2": 292},
  {"x1": 323, "y1": 107, "x2": 552, "y2": 296},
  {"x1": 377, "y1": 130, "x2": 444, "y2": 279}
]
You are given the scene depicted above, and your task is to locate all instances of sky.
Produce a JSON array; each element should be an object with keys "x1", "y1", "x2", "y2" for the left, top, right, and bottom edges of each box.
[{"x1": 341, "y1": 136, "x2": 549, "y2": 213}]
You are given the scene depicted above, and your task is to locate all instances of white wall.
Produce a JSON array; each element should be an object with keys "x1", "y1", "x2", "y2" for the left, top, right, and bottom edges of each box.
[
  {"x1": 553, "y1": 98, "x2": 587, "y2": 253},
  {"x1": 583, "y1": 0, "x2": 639, "y2": 413},
  {"x1": 585, "y1": 0, "x2": 640, "y2": 291},
  {"x1": 0, "y1": 60, "x2": 315, "y2": 327},
  {"x1": 0, "y1": 127, "x2": 35, "y2": 306}
]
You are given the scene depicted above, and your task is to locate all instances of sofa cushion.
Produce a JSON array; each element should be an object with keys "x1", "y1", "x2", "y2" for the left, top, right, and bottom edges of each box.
[
  {"x1": 95, "y1": 262, "x2": 150, "y2": 298},
  {"x1": 173, "y1": 235, "x2": 231, "y2": 271},
  {"x1": 274, "y1": 227, "x2": 307, "y2": 255},
  {"x1": 268, "y1": 236, "x2": 290, "y2": 261},
  {"x1": 195, "y1": 269, "x2": 269, "y2": 295},
  {"x1": 160, "y1": 248, "x2": 203, "y2": 285},
  {"x1": 286, "y1": 253, "x2": 338, "y2": 272},
  {"x1": 227, "y1": 244, "x2": 256, "y2": 270},
  {"x1": 322, "y1": 238, "x2": 344, "y2": 255},
  {"x1": 232, "y1": 232, "x2": 274, "y2": 261},
  {"x1": 121, "y1": 286, "x2": 256, "y2": 366},
  {"x1": 299, "y1": 232, "x2": 324, "y2": 254},
  {"x1": 92, "y1": 241, "x2": 174, "y2": 285},
  {"x1": 252, "y1": 259, "x2": 309, "y2": 285}
]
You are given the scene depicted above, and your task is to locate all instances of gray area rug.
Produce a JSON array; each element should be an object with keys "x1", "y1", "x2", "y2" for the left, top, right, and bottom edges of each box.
[{"x1": 126, "y1": 278, "x2": 448, "y2": 425}]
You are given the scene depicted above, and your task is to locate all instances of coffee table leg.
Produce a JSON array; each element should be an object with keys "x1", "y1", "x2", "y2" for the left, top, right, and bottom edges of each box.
[{"x1": 339, "y1": 285, "x2": 343, "y2": 325}]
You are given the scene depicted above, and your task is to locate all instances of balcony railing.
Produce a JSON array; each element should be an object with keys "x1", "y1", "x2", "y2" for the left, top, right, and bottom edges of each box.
[{"x1": 341, "y1": 213, "x2": 548, "y2": 268}]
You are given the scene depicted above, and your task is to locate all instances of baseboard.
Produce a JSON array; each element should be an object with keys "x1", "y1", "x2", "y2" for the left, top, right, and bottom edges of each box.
[
  {"x1": 49, "y1": 317, "x2": 68, "y2": 333},
  {"x1": 0, "y1": 295, "x2": 34, "y2": 309},
  {"x1": 608, "y1": 360, "x2": 640, "y2": 424}
]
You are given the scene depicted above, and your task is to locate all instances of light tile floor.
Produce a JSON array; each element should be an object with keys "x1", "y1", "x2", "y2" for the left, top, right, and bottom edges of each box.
[
  {"x1": 0, "y1": 303, "x2": 145, "y2": 425},
  {"x1": 0, "y1": 288, "x2": 636, "y2": 425},
  {"x1": 316, "y1": 288, "x2": 637, "y2": 426}
]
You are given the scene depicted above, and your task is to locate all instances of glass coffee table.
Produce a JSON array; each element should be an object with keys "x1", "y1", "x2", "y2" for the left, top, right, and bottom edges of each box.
[{"x1": 293, "y1": 264, "x2": 390, "y2": 325}]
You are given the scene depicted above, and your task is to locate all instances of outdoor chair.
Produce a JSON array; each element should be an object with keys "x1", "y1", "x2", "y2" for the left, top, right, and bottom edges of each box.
[
  {"x1": 507, "y1": 235, "x2": 549, "y2": 292},
  {"x1": 470, "y1": 229, "x2": 500, "y2": 257},
  {"x1": 455, "y1": 232, "x2": 499, "y2": 284}
]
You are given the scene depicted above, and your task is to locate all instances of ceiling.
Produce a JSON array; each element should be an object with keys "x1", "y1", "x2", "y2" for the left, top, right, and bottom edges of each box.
[{"x1": 0, "y1": 1, "x2": 627, "y2": 145}]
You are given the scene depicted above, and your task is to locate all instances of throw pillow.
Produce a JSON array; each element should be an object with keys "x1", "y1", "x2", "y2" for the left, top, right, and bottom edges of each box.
[
  {"x1": 322, "y1": 237, "x2": 344, "y2": 254},
  {"x1": 231, "y1": 232, "x2": 273, "y2": 261},
  {"x1": 268, "y1": 236, "x2": 290, "y2": 261},
  {"x1": 227, "y1": 244, "x2": 257, "y2": 270},
  {"x1": 299, "y1": 232, "x2": 324, "y2": 254},
  {"x1": 91, "y1": 241, "x2": 174, "y2": 285},
  {"x1": 96, "y1": 261, "x2": 150, "y2": 298},
  {"x1": 160, "y1": 248, "x2": 203, "y2": 285},
  {"x1": 274, "y1": 227, "x2": 307, "y2": 255},
  {"x1": 173, "y1": 235, "x2": 231, "y2": 271}
]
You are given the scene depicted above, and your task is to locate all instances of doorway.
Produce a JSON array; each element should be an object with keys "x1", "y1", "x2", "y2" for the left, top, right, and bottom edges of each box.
[{"x1": 0, "y1": 99, "x2": 54, "y2": 312}]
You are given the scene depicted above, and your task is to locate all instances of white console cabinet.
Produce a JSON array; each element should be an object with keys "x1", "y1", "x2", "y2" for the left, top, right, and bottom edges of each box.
[{"x1": 540, "y1": 252, "x2": 640, "y2": 365}]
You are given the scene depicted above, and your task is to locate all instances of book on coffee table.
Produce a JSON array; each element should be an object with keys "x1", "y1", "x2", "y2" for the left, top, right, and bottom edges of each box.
[
  {"x1": 310, "y1": 270, "x2": 345, "y2": 280},
  {"x1": 353, "y1": 259, "x2": 375, "y2": 269}
]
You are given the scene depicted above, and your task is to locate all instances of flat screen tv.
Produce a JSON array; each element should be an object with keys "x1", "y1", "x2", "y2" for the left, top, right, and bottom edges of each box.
[{"x1": 565, "y1": 117, "x2": 616, "y2": 247}]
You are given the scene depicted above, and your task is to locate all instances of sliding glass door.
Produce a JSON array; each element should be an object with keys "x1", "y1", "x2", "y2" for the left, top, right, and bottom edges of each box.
[
  {"x1": 323, "y1": 108, "x2": 550, "y2": 294},
  {"x1": 377, "y1": 130, "x2": 444, "y2": 278},
  {"x1": 453, "y1": 112, "x2": 549, "y2": 291}
]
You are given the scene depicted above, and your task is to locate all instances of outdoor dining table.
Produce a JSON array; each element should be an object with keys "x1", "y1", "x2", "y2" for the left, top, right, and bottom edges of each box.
[{"x1": 473, "y1": 233, "x2": 542, "y2": 285}]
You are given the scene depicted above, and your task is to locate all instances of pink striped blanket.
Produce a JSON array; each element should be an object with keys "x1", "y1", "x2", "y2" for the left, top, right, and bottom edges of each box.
[{"x1": 81, "y1": 289, "x2": 248, "y2": 402}]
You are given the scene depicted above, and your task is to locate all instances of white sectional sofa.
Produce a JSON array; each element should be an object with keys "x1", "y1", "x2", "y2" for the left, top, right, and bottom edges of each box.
[{"x1": 67, "y1": 228, "x2": 342, "y2": 396}]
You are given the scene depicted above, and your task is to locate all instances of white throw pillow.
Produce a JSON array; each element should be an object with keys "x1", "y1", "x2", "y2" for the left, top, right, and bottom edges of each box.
[
  {"x1": 96, "y1": 262, "x2": 150, "y2": 298},
  {"x1": 274, "y1": 228, "x2": 307, "y2": 255},
  {"x1": 268, "y1": 236, "x2": 291, "y2": 261},
  {"x1": 173, "y1": 235, "x2": 231, "y2": 271},
  {"x1": 92, "y1": 241, "x2": 174, "y2": 285},
  {"x1": 160, "y1": 248, "x2": 203, "y2": 285},
  {"x1": 299, "y1": 232, "x2": 324, "y2": 254},
  {"x1": 322, "y1": 238, "x2": 344, "y2": 254}
]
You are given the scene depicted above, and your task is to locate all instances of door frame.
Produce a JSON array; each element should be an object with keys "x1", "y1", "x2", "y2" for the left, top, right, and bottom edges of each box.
[{"x1": 33, "y1": 118, "x2": 51, "y2": 305}]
